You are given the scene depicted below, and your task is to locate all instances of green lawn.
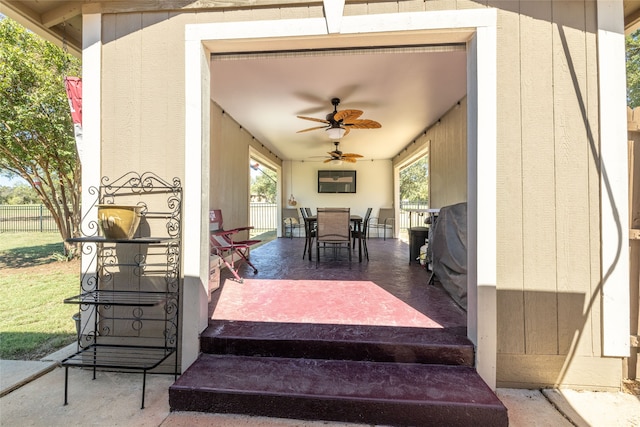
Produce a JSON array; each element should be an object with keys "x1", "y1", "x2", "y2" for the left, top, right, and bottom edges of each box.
[{"x1": 0, "y1": 233, "x2": 79, "y2": 360}]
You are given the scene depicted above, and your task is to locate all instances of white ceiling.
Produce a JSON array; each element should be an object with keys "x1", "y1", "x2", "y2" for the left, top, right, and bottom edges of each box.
[{"x1": 210, "y1": 46, "x2": 467, "y2": 163}]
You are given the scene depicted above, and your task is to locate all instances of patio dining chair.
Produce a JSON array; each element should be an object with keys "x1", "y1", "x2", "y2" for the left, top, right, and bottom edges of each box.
[
  {"x1": 209, "y1": 209, "x2": 260, "y2": 283},
  {"x1": 369, "y1": 208, "x2": 395, "y2": 240},
  {"x1": 316, "y1": 207, "x2": 351, "y2": 267},
  {"x1": 352, "y1": 208, "x2": 372, "y2": 261},
  {"x1": 299, "y1": 207, "x2": 316, "y2": 259}
]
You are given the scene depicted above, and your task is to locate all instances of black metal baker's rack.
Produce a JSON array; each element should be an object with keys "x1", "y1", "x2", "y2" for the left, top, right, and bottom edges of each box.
[{"x1": 61, "y1": 171, "x2": 181, "y2": 409}]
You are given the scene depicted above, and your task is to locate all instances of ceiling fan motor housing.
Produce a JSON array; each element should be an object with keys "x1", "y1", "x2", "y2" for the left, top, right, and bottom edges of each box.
[
  {"x1": 327, "y1": 98, "x2": 341, "y2": 123},
  {"x1": 296, "y1": 97, "x2": 380, "y2": 138}
]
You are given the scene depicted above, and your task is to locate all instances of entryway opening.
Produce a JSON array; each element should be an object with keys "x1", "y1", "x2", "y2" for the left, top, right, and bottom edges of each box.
[{"x1": 184, "y1": 9, "x2": 497, "y2": 386}]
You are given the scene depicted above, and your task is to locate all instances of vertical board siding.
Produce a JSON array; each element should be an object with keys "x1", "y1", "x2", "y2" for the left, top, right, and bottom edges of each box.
[
  {"x1": 167, "y1": 12, "x2": 189, "y2": 177},
  {"x1": 101, "y1": 14, "x2": 117, "y2": 176},
  {"x1": 140, "y1": 12, "x2": 170, "y2": 173},
  {"x1": 520, "y1": 0, "x2": 559, "y2": 355},
  {"x1": 493, "y1": 0, "x2": 605, "y2": 386},
  {"x1": 492, "y1": 2, "x2": 525, "y2": 355},
  {"x1": 210, "y1": 104, "x2": 223, "y2": 212},
  {"x1": 102, "y1": 12, "x2": 185, "y2": 182},
  {"x1": 95, "y1": 0, "x2": 614, "y2": 388},
  {"x1": 584, "y1": 0, "x2": 602, "y2": 356},
  {"x1": 210, "y1": 103, "x2": 252, "y2": 239},
  {"x1": 552, "y1": 1, "x2": 593, "y2": 358},
  {"x1": 429, "y1": 100, "x2": 467, "y2": 208},
  {"x1": 115, "y1": 13, "x2": 142, "y2": 173},
  {"x1": 399, "y1": 1, "x2": 427, "y2": 13}
]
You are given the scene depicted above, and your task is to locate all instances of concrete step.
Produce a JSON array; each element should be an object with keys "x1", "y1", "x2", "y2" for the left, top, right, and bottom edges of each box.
[
  {"x1": 201, "y1": 320, "x2": 474, "y2": 366},
  {"x1": 169, "y1": 353, "x2": 508, "y2": 426}
]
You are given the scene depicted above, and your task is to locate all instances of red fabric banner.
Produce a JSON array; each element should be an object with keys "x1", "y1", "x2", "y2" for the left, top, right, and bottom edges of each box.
[{"x1": 64, "y1": 77, "x2": 82, "y2": 125}]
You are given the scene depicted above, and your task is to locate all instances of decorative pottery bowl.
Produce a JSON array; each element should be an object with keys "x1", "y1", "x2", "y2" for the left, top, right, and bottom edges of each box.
[{"x1": 97, "y1": 205, "x2": 143, "y2": 239}]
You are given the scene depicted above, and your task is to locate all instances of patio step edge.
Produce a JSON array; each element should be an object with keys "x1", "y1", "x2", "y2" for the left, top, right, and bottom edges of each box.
[
  {"x1": 169, "y1": 353, "x2": 507, "y2": 426},
  {"x1": 201, "y1": 320, "x2": 474, "y2": 366}
]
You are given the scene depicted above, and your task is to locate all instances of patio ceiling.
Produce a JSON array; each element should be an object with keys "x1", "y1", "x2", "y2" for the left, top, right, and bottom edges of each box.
[
  {"x1": 3, "y1": 0, "x2": 640, "y2": 162},
  {"x1": 209, "y1": 45, "x2": 467, "y2": 162}
]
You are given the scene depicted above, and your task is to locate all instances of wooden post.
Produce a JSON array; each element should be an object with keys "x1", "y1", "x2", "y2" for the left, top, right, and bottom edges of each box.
[{"x1": 625, "y1": 107, "x2": 640, "y2": 380}]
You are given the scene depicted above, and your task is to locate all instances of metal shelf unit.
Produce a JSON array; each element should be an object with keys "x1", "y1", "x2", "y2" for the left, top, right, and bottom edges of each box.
[{"x1": 61, "y1": 172, "x2": 182, "y2": 409}]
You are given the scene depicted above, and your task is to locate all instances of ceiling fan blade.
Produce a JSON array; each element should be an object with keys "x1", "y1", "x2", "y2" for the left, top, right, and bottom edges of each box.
[
  {"x1": 343, "y1": 157, "x2": 358, "y2": 163},
  {"x1": 297, "y1": 125, "x2": 328, "y2": 133},
  {"x1": 334, "y1": 109, "x2": 363, "y2": 122},
  {"x1": 342, "y1": 127, "x2": 351, "y2": 137},
  {"x1": 323, "y1": 158, "x2": 334, "y2": 163},
  {"x1": 342, "y1": 153, "x2": 363, "y2": 158},
  {"x1": 297, "y1": 115, "x2": 330, "y2": 124},
  {"x1": 344, "y1": 119, "x2": 381, "y2": 129}
]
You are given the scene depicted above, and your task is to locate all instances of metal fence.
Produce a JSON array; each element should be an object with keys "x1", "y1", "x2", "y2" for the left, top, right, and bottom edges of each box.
[
  {"x1": 398, "y1": 200, "x2": 430, "y2": 230},
  {"x1": 250, "y1": 202, "x2": 278, "y2": 233},
  {"x1": 0, "y1": 203, "x2": 278, "y2": 234},
  {"x1": 248, "y1": 201, "x2": 430, "y2": 236},
  {"x1": 0, "y1": 202, "x2": 427, "y2": 235},
  {"x1": 0, "y1": 204, "x2": 58, "y2": 233}
]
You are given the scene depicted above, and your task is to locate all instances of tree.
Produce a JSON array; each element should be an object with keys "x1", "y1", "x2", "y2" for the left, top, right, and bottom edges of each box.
[
  {"x1": 250, "y1": 164, "x2": 277, "y2": 203},
  {"x1": 400, "y1": 156, "x2": 429, "y2": 204},
  {"x1": 0, "y1": 183, "x2": 40, "y2": 204},
  {"x1": 627, "y1": 29, "x2": 640, "y2": 108},
  {"x1": 0, "y1": 17, "x2": 81, "y2": 256}
]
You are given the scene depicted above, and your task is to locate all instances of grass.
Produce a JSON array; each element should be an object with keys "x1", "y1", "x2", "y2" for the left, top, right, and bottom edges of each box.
[{"x1": 0, "y1": 233, "x2": 79, "y2": 360}]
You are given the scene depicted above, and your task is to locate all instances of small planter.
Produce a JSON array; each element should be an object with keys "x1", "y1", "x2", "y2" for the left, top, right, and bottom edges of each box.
[
  {"x1": 72, "y1": 312, "x2": 81, "y2": 339},
  {"x1": 97, "y1": 205, "x2": 143, "y2": 239}
]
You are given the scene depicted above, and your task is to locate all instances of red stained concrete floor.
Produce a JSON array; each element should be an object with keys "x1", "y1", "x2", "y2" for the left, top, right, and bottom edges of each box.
[{"x1": 211, "y1": 237, "x2": 466, "y2": 330}]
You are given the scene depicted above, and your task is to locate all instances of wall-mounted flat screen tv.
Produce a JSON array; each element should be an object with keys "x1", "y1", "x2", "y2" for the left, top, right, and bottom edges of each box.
[{"x1": 317, "y1": 170, "x2": 356, "y2": 194}]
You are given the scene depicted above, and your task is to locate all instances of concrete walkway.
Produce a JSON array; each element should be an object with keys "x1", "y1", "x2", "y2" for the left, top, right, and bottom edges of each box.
[{"x1": 1, "y1": 345, "x2": 639, "y2": 427}]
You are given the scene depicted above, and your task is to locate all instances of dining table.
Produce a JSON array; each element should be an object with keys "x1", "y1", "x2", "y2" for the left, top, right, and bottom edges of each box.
[{"x1": 303, "y1": 215, "x2": 363, "y2": 262}]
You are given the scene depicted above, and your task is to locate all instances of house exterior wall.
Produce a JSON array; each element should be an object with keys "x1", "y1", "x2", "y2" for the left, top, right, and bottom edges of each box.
[
  {"x1": 392, "y1": 97, "x2": 468, "y2": 209},
  {"x1": 428, "y1": 98, "x2": 467, "y2": 208},
  {"x1": 101, "y1": 11, "x2": 188, "y2": 182},
  {"x1": 209, "y1": 102, "x2": 253, "y2": 239},
  {"x1": 629, "y1": 107, "x2": 640, "y2": 379},
  {"x1": 96, "y1": 0, "x2": 626, "y2": 389},
  {"x1": 492, "y1": 1, "x2": 617, "y2": 389}
]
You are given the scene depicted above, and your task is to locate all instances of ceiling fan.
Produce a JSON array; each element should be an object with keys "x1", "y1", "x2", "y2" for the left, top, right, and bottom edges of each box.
[
  {"x1": 323, "y1": 141, "x2": 363, "y2": 164},
  {"x1": 296, "y1": 97, "x2": 381, "y2": 139}
]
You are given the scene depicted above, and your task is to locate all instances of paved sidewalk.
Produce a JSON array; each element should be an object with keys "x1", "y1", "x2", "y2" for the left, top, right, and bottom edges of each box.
[
  {"x1": 0, "y1": 344, "x2": 73, "y2": 398},
  {"x1": 1, "y1": 345, "x2": 639, "y2": 426}
]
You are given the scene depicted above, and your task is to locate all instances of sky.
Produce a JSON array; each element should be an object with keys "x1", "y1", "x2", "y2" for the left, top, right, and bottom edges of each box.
[{"x1": 0, "y1": 173, "x2": 27, "y2": 187}]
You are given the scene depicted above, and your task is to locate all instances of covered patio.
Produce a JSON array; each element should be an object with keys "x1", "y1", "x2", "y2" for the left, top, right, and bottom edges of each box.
[
  {"x1": 211, "y1": 236, "x2": 466, "y2": 332},
  {"x1": 169, "y1": 236, "x2": 496, "y2": 425}
]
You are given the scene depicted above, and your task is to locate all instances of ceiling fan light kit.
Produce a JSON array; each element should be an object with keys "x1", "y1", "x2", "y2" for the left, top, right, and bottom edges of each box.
[
  {"x1": 326, "y1": 126, "x2": 346, "y2": 139},
  {"x1": 320, "y1": 141, "x2": 364, "y2": 164},
  {"x1": 296, "y1": 98, "x2": 381, "y2": 137}
]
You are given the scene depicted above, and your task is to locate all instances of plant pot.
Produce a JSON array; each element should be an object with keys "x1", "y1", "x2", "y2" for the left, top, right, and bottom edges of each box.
[
  {"x1": 97, "y1": 204, "x2": 143, "y2": 239},
  {"x1": 72, "y1": 312, "x2": 81, "y2": 339}
]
